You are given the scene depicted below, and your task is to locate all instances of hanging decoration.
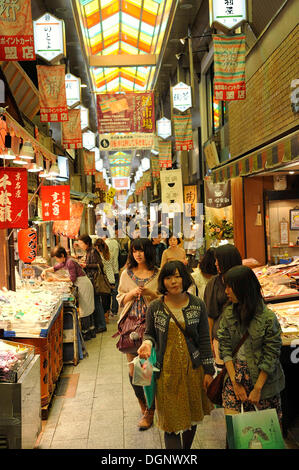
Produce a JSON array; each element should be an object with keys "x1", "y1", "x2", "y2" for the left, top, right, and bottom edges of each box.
[
  {"x1": 213, "y1": 34, "x2": 246, "y2": 101},
  {"x1": 173, "y1": 112, "x2": 193, "y2": 151},
  {"x1": 62, "y1": 109, "x2": 82, "y2": 149},
  {"x1": 160, "y1": 169, "x2": 184, "y2": 213},
  {"x1": 53, "y1": 200, "x2": 84, "y2": 239},
  {"x1": 0, "y1": 168, "x2": 28, "y2": 229},
  {"x1": 65, "y1": 73, "x2": 81, "y2": 108},
  {"x1": 0, "y1": 0, "x2": 35, "y2": 61},
  {"x1": 157, "y1": 117, "x2": 172, "y2": 139},
  {"x1": 33, "y1": 13, "x2": 66, "y2": 63},
  {"x1": 37, "y1": 65, "x2": 68, "y2": 122},
  {"x1": 172, "y1": 82, "x2": 192, "y2": 112},
  {"x1": 40, "y1": 185, "x2": 70, "y2": 221},
  {"x1": 18, "y1": 228, "x2": 37, "y2": 264},
  {"x1": 158, "y1": 140, "x2": 172, "y2": 168},
  {"x1": 83, "y1": 150, "x2": 96, "y2": 175},
  {"x1": 97, "y1": 92, "x2": 155, "y2": 134},
  {"x1": 151, "y1": 153, "x2": 160, "y2": 178}
]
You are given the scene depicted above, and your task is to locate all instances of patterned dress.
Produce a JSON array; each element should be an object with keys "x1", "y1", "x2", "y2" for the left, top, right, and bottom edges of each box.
[{"x1": 155, "y1": 307, "x2": 213, "y2": 434}]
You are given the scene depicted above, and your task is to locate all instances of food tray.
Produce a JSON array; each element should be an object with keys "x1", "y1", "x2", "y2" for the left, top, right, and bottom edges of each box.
[{"x1": 0, "y1": 339, "x2": 35, "y2": 383}]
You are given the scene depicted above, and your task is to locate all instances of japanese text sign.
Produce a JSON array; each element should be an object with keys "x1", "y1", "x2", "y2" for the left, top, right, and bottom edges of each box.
[
  {"x1": 184, "y1": 185, "x2": 198, "y2": 217},
  {"x1": 37, "y1": 64, "x2": 68, "y2": 122},
  {"x1": 205, "y1": 180, "x2": 231, "y2": 208},
  {"x1": 210, "y1": 0, "x2": 247, "y2": 31},
  {"x1": 65, "y1": 73, "x2": 81, "y2": 108},
  {"x1": 0, "y1": 0, "x2": 35, "y2": 61},
  {"x1": 172, "y1": 82, "x2": 192, "y2": 112},
  {"x1": 0, "y1": 168, "x2": 28, "y2": 229},
  {"x1": 40, "y1": 185, "x2": 70, "y2": 221},
  {"x1": 62, "y1": 109, "x2": 82, "y2": 149},
  {"x1": 83, "y1": 150, "x2": 96, "y2": 175},
  {"x1": 33, "y1": 13, "x2": 65, "y2": 63},
  {"x1": 97, "y1": 92, "x2": 155, "y2": 134},
  {"x1": 160, "y1": 169, "x2": 184, "y2": 213},
  {"x1": 213, "y1": 34, "x2": 246, "y2": 101},
  {"x1": 18, "y1": 228, "x2": 37, "y2": 264},
  {"x1": 99, "y1": 133, "x2": 154, "y2": 150},
  {"x1": 157, "y1": 117, "x2": 172, "y2": 139}
]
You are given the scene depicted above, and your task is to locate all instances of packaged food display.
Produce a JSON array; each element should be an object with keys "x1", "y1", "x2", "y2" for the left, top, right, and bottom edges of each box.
[
  {"x1": 268, "y1": 301, "x2": 299, "y2": 345},
  {"x1": 0, "y1": 339, "x2": 35, "y2": 383},
  {"x1": 254, "y1": 261, "x2": 299, "y2": 300}
]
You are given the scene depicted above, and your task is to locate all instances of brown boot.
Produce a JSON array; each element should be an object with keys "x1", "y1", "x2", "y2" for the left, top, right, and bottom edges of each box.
[
  {"x1": 138, "y1": 409, "x2": 154, "y2": 431},
  {"x1": 138, "y1": 398, "x2": 146, "y2": 415},
  {"x1": 105, "y1": 312, "x2": 109, "y2": 324}
]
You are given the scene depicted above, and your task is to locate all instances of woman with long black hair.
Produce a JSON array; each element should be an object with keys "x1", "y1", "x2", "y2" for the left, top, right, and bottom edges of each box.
[
  {"x1": 116, "y1": 238, "x2": 159, "y2": 431},
  {"x1": 217, "y1": 265, "x2": 285, "y2": 421},
  {"x1": 204, "y1": 244, "x2": 242, "y2": 371}
]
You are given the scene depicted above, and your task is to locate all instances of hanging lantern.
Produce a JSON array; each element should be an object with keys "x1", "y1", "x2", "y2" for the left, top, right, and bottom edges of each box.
[{"x1": 18, "y1": 228, "x2": 37, "y2": 264}]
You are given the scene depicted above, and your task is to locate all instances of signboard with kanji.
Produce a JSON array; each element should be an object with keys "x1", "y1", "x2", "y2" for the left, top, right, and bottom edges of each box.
[
  {"x1": 0, "y1": 0, "x2": 35, "y2": 61},
  {"x1": 33, "y1": 13, "x2": 66, "y2": 63},
  {"x1": 0, "y1": 168, "x2": 28, "y2": 229},
  {"x1": 157, "y1": 117, "x2": 172, "y2": 139},
  {"x1": 40, "y1": 185, "x2": 70, "y2": 221},
  {"x1": 172, "y1": 82, "x2": 192, "y2": 112},
  {"x1": 99, "y1": 133, "x2": 154, "y2": 150},
  {"x1": 62, "y1": 109, "x2": 82, "y2": 149},
  {"x1": 209, "y1": 0, "x2": 247, "y2": 31},
  {"x1": 112, "y1": 177, "x2": 130, "y2": 190},
  {"x1": 97, "y1": 92, "x2": 155, "y2": 134},
  {"x1": 184, "y1": 185, "x2": 198, "y2": 217},
  {"x1": 65, "y1": 73, "x2": 81, "y2": 108},
  {"x1": 37, "y1": 65, "x2": 68, "y2": 122},
  {"x1": 160, "y1": 169, "x2": 184, "y2": 213}
]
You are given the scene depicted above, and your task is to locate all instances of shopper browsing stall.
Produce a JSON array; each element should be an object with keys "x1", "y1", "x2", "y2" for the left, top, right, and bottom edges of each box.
[
  {"x1": 217, "y1": 265, "x2": 285, "y2": 422},
  {"x1": 41, "y1": 246, "x2": 95, "y2": 340},
  {"x1": 138, "y1": 260, "x2": 215, "y2": 449}
]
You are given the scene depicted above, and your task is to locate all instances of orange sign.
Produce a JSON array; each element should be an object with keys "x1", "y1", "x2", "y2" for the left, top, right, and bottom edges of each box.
[
  {"x1": 37, "y1": 65, "x2": 68, "y2": 122},
  {"x1": 83, "y1": 150, "x2": 96, "y2": 175},
  {"x1": 53, "y1": 201, "x2": 84, "y2": 239},
  {"x1": 18, "y1": 228, "x2": 37, "y2": 264},
  {"x1": 62, "y1": 109, "x2": 82, "y2": 149},
  {"x1": 0, "y1": 0, "x2": 35, "y2": 61}
]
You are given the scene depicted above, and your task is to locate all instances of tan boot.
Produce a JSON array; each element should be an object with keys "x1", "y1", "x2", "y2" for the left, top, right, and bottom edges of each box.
[{"x1": 138, "y1": 409, "x2": 154, "y2": 431}]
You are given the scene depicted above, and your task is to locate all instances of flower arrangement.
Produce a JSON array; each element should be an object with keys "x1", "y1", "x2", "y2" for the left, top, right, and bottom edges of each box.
[{"x1": 206, "y1": 218, "x2": 234, "y2": 240}]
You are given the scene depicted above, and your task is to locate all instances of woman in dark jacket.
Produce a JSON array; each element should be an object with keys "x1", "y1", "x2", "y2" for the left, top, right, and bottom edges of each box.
[
  {"x1": 217, "y1": 265, "x2": 285, "y2": 422},
  {"x1": 138, "y1": 261, "x2": 215, "y2": 449},
  {"x1": 77, "y1": 234, "x2": 107, "y2": 335},
  {"x1": 204, "y1": 244, "x2": 242, "y2": 371}
]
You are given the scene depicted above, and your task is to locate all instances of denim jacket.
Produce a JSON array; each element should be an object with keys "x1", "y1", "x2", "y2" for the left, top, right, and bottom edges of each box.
[
  {"x1": 143, "y1": 294, "x2": 215, "y2": 377},
  {"x1": 217, "y1": 302, "x2": 285, "y2": 399}
]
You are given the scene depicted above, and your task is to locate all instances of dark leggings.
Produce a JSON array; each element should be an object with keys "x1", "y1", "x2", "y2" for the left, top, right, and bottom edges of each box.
[{"x1": 164, "y1": 425, "x2": 197, "y2": 450}]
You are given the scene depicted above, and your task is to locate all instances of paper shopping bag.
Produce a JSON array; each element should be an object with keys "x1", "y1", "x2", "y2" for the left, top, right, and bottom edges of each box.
[
  {"x1": 226, "y1": 406, "x2": 285, "y2": 449},
  {"x1": 143, "y1": 347, "x2": 158, "y2": 409}
]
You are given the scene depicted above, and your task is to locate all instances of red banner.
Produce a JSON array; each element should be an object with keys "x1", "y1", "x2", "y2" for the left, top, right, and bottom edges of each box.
[
  {"x1": 0, "y1": 0, "x2": 35, "y2": 61},
  {"x1": 97, "y1": 92, "x2": 155, "y2": 134},
  {"x1": 0, "y1": 168, "x2": 28, "y2": 229},
  {"x1": 40, "y1": 185, "x2": 70, "y2": 221},
  {"x1": 83, "y1": 150, "x2": 96, "y2": 175},
  {"x1": 62, "y1": 109, "x2": 82, "y2": 149},
  {"x1": 53, "y1": 201, "x2": 84, "y2": 239},
  {"x1": 37, "y1": 65, "x2": 68, "y2": 122}
]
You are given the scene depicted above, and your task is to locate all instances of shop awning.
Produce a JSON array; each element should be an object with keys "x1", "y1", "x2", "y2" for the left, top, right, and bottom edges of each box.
[{"x1": 211, "y1": 130, "x2": 299, "y2": 183}]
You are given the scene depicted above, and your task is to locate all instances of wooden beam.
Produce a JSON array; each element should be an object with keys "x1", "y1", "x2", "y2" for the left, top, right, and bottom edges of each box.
[
  {"x1": 18, "y1": 87, "x2": 32, "y2": 108},
  {"x1": 89, "y1": 54, "x2": 157, "y2": 68}
]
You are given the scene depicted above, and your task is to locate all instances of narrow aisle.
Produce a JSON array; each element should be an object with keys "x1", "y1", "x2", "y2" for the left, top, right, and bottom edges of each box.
[{"x1": 36, "y1": 315, "x2": 226, "y2": 449}]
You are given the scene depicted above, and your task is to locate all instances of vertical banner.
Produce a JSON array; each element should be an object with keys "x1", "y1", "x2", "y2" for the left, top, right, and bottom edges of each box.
[
  {"x1": 97, "y1": 92, "x2": 155, "y2": 133},
  {"x1": 160, "y1": 169, "x2": 184, "y2": 213},
  {"x1": 173, "y1": 112, "x2": 193, "y2": 151},
  {"x1": 158, "y1": 141, "x2": 172, "y2": 168},
  {"x1": 83, "y1": 150, "x2": 96, "y2": 175},
  {"x1": 53, "y1": 201, "x2": 84, "y2": 239},
  {"x1": 184, "y1": 185, "x2": 198, "y2": 217},
  {"x1": 0, "y1": 0, "x2": 35, "y2": 61},
  {"x1": 37, "y1": 65, "x2": 68, "y2": 122},
  {"x1": 0, "y1": 168, "x2": 28, "y2": 229},
  {"x1": 151, "y1": 154, "x2": 160, "y2": 178},
  {"x1": 40, "y1": 185, "x2": 70, "y2": 221},
  {"x1": 213, "y1": 34, "x2": 246, "y2": 101},
  {"x1": 62, "y1": 109, "x2": 82, "y2": 149}
]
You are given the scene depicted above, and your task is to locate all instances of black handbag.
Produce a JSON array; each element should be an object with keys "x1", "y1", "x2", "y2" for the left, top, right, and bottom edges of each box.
[
  {"x1": 162, "y1": 299, "x2": 202, "y2": 369},
  {"x1": 206, "y1": 331, "x2": 249, "y2": 405}
]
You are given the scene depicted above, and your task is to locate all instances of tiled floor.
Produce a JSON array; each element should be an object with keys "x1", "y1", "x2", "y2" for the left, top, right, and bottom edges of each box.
[{"x1": 36, "y1": 315, "x2": 297, "y2": 450}]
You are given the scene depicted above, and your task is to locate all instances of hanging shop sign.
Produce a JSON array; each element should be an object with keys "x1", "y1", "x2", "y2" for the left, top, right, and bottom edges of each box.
[
  {"x1": 65, "y1": 73, "x2": 81, "y2": 108},
  {"x1": 173, "y1": 111, "x2": 193, "y2": 151},
  {"x1": 37, "y1": 65, "x2": 68, "y2": 122},
  {"x1": 209, "y1": 0, "x2": 247, "y2": 32},
  {"x1": 76, "y1": 105, "x2": 89, "y2": 130},
  {"x1": 0, "y1": 168, "x2": 28, "y2": 229},
  {"x1": 62, "y1": 109, "x2": 82, "y2": 149},
  {"x1": 213, "y1": 34, "x2": 246, "y2": 101},
  {"x1": 151, "y1": 153, "x2": 160, "y2": 178},
  {"x1": 53, "y1": 200, "x2": 84, "y2": 239},
  {"x1": 184, "y1": 185, "x2": 198, "y2": 218},
  {"x1": 83, "y1": 150, "x2": 96, "y2": 175},
  {"x1": 204, "y1": 139, "x2": 220, "y2": 169},
  {"x1": 97, "y1": 92, "x2": 155, "y2": 134},
  {"x1": 205, "y1": 180, "x2": 231, "y2": 208},
  {"x1": 157, "y1": 117, "x2": 172, "y2": 139},
  {"x1": 112, "y1": 177, "x2": 130, "y2": 191},
  {"x1": 172, "y1": 82, "x2": 192, "y2": 112},
  {"x1": 40, "y1": 185, "x2": 70, "y2": 221},
  {"x1": 0, "y1": 0, "x2": 35, "y2": 61},
  {"x1": 99, "y1": 133, "x2": 154, "y2": 151},
  {"x1": 18, "y1": 228, "x2": 37, "y2": 264},
  {"x1": 33, "y1": 13, "x2": 66, "y2": 63},
  {"x1": 83, "y1": 131, "x2": 96, "y2": 150},
  {"x1": 160, "y1": 169, "x2": 184, "y2": 213},
  {"x1": 158, "y1": 140, "x2": 172, "y2": 168}
]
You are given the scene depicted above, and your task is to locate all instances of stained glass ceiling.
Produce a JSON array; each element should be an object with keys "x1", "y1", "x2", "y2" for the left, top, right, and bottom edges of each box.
[{"x1": 75, "y1": 0, "x2": 174, "y2": 92}]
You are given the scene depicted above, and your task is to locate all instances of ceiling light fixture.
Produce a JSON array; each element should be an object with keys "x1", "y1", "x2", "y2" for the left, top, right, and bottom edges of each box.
[
  {"x1": 13, "y1": 155, "x2": 28, "y2": 165},
  {"x1": 19, "y1": 141, "x2": 34, "y2": 160},
  {"x1": 1, "y1": 148, "x2": 15, "y2": 160}
]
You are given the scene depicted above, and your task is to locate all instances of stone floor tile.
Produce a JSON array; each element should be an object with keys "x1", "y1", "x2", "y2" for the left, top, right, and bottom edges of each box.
[{"x1": 50, "y1": 439, "x2": 88, "y2": 449}]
